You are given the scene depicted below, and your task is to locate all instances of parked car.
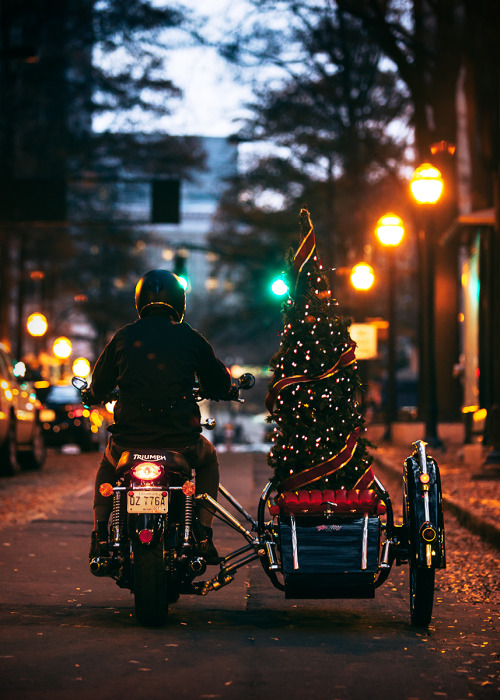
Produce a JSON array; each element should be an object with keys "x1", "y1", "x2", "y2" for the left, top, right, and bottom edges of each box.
[
  {"x1": 0, "y1": 343, "x2": 46, "y2": 475},
  {"x1": 37, "y1": 384, "x2": 104, "y2": 451}
]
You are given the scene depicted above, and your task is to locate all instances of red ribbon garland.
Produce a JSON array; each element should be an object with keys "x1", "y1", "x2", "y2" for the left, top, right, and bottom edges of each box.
[
  {"x1": 293, "y1": 209, "x2": 316, "y2": 292},
  {"x1": 279, "y1": 427, "x2": 360, "y2": 491},
  {"x1": 354, "y1": 464, "x2": 375, "y2": 490},
  {"x1": 265, "y1": 342, "x2": 356, "y2": 414}
]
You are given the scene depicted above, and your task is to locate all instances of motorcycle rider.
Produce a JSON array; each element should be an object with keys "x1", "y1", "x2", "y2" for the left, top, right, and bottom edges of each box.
[{"x1": 85, "y1": 269, "x2": 232, "y2": 564}]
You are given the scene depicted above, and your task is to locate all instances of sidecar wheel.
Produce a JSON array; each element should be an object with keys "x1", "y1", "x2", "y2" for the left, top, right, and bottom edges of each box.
[
  {"x1": 410, "y1": 565, "x2": 435, "y2": 627},
  {"x1": 132, "y1": 538, "x2": 168, "y2": 627}
]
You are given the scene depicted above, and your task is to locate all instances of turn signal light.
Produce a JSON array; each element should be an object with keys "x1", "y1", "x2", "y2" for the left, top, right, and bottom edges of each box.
[
  {"x1": 131, "y1": 462, "x2": 164, "y2": 481},
  {"x1": 99, "y1": 483, "x2": 114, "y2": 497},
  {"x1": 182, "y1": 481, "x2": 196, "y2": 496}
]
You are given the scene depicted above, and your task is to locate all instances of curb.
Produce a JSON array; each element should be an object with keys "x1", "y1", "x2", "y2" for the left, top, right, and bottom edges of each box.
[{"x1": 373, "y1": 455, "x2": 500, "y2": 552}]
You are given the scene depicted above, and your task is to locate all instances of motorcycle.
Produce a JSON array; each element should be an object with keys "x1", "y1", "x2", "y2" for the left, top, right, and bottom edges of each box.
[
  {"x1": 72, "y1": 372, "x2": 257, "y2": 627},
  {"x1": 73, "y1": 374, "x2": 445, "y2": 629}
]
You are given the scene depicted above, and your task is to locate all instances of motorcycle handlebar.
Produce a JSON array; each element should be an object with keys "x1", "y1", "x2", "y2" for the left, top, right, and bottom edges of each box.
[
  {"x1": 193, "y1": 373, "x2": 255, "y2": 403},
  {"x1": 72, "y1": 372, "x2": 255, "y2": 406}
]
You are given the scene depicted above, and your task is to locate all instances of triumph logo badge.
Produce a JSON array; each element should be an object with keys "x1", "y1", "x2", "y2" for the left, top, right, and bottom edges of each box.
[{"x1": 133, "y1": 454, "x2": 167, "y2": 461}]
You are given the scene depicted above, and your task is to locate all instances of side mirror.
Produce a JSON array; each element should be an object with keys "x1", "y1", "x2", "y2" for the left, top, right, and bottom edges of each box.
[
  {"x1": 72, "y1": 376, "x2": 88, "y2": 391},
  {"x1": 238, "y1": 373, "x2": 255, "y2": 390}
]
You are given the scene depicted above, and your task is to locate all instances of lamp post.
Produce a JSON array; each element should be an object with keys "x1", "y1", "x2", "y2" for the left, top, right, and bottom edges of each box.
[
  {"x1": 410, "y1": 164, "x2": 444, "y2": 447},
  {"x1": 375, "y1": 213, "x2": 404, "y2": 441}
]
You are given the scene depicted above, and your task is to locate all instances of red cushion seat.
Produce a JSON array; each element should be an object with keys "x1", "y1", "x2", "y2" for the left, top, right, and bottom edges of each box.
[{"x1": 268, "y1": 489, "x2": 386, "y2": 516}]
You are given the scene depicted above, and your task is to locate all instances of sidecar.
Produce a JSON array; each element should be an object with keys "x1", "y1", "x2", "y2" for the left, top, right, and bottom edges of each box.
[
  {"x1": 194, "y1": 439, "x2": 445, "y2": 627},
  {"x1": 254, "y1": 439, "x2": 445, "y2": 625}
]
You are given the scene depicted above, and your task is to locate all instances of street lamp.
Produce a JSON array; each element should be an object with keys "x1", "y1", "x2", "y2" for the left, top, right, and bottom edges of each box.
[
  {"x1": 410, "y1": 164, "x2": 444, "y2": 204},
  {"x1": 26, "y1": 312, "x2": 48, "y2": 338},
  {"x1": 410, "y1": 164, "x2": 444, "y2": 447},
  {"x1": 72, "y1": 357, "x2": 91, "y2": 378},
  {"x1": 350, "y1": 263, "x2": 375, "y2": 291},
  {"x1": 376, "y1": 213, "x2": 405, "y2": 441},
  {"x1": 53, "y1": 336, "x2": 72, "y2": 360}
]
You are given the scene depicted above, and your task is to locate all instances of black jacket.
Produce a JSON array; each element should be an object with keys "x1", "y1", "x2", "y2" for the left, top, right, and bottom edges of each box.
[{"x1": 89, "y1": 316, "x2": 231, "y2": 447}]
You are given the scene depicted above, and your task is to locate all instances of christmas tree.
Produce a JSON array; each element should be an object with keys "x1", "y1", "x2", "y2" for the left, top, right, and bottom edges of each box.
[{"x1": 266, "y1": 208, "x2": 375, "y2": 493}]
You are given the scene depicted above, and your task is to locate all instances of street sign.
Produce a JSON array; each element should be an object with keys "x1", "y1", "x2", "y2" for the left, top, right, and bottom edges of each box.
[{"x1": 349, "y1": 323, "x2": 378, "y2": 360}]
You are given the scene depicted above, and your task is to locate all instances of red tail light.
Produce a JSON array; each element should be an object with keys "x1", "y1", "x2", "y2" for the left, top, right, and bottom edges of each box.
[{"x1": 131, "y1": 462, "x2": 164, "y2": 481}]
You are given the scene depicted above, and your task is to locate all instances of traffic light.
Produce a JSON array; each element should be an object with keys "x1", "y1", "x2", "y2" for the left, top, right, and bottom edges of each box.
[
  {"x1": 174, "y1": 251, "x2": 189, "y2": 290},
  {"x1": 270, "y1": 276, "x2": 289, "y2": 296}
]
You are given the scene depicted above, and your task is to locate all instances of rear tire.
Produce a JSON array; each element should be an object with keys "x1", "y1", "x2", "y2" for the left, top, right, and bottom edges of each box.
[
  {"x1": 132, "y1": 537, "x2": 168, "y2": 627},
  {"x1": 0, "y1": 418, "x2": 19, "y2": 476},
  {"x1": 410, "y1": 565, "x2": 435, "y2": 627}
]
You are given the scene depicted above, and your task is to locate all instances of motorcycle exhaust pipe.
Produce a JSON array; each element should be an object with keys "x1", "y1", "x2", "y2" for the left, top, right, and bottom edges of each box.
[{"x1": 89, "y1": 557, "x2": 118, "y2": 577}]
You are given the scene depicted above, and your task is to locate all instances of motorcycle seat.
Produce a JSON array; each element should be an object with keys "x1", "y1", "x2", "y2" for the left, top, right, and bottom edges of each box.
[{"x1": 269, "y1": 489, "x2": 386, "y2": 516}]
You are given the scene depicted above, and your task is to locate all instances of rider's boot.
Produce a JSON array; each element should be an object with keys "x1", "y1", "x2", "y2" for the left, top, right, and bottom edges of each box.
[
  {"x1": 198, "y1": 526, "x2": 222, "y2": 565},
  {"x1": 89, "y1": 521, "x2": 109, "y2": 560}
]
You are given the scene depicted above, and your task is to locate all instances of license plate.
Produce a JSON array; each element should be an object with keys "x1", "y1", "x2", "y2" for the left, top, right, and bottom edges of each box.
[{"x1": 127, "y1": 491, "x2": 168, "y2": 514}]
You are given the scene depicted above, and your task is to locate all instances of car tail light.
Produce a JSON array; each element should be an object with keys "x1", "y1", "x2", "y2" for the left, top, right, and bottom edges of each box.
[{"x1": 131, "y1": 462, "x2": 164, "y2": 481}]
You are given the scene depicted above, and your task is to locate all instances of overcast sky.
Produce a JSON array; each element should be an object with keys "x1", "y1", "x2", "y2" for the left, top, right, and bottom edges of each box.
[
  {"x1": 162, "y1": 0, "x2": 255, "y2": 137},
  {"x1": 93, "y1": 1, "x2": 256, "y2": 138}
]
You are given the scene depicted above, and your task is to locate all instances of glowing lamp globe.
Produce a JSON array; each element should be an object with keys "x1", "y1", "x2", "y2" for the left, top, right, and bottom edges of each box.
[
  {"x1": 72, "y1": 357, "x2": 91, "y2": 378},
  {"x1": 410, "y1": 164, "x2": 444, "y2": 204},
  {"x1": 53, "y1": 337, "x2": 72, "y2": 360},
  {"x1": 26, "y1": 312, "x2": 48, "y2": 337},
  {"x1": 350, "y1": 263, "x2": 375, "y2": 291},
  {"x1": 376, "y1": 213, "x2": 405, "y2": 247}
]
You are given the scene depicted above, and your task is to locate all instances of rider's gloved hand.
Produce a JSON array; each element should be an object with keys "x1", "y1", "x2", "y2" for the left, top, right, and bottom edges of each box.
[
  {"x1": 227, "y1": 385, "x2": 239, "y2": 401},
  {"x1": 80, "y1": 389, "x2": 93, "y2": 408}
]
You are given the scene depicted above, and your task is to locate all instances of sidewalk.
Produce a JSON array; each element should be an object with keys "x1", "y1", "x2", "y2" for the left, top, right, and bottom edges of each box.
[{"x1": 371, "y1": 442, "x2": 500, "y2": 551}]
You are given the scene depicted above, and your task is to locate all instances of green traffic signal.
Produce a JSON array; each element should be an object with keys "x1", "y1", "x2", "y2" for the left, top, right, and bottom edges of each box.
[
  {"x1": 271, "y1": 277, "x2": 289, "y2": 296},
  {"x1": 174, "y1": 252, "x2": 189, "y2": 290},
  {"x1": 177, "y1": 275, "x2": 188, "y2": 291}
]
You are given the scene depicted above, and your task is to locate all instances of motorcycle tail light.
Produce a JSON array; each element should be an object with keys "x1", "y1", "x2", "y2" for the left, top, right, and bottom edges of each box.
[
  {"x1": 182, "y1": 481, "x2": 196, "y2": 496},
  {"x1": 99, "y1": 483, "x2": 114, "y2": 497},
  {"x1": 131, "y1": 462, "x2": 164, "y2": 481}
]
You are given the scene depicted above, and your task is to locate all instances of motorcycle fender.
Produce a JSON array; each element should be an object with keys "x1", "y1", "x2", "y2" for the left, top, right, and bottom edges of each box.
[
  {"x1": 129, "y1": 513, "x2": 165, "y2": 546},
  {"x1": 404, "y1": 456, "x2": 445, "y2": 569}
]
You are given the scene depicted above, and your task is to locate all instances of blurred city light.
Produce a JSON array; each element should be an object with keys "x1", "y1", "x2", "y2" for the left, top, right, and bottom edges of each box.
[
  {"x1": 350, "y1": 263, "x2": 375, "y2": 291},
  {"x1": 409, "y1": 164, "x2": 444, "y2": 204},
  {"x1": 53, "y1": 337, "x2": 72, "y2": 359},
  {"x1": 271, "y1": 277, "x2": 289, "y2": 296},
  {"x1": 375, "y1": 213, "x2": 405, "y2": 246},
  {"x1": 26, "y1": 312, "x2": 48, "y2": 337},
  {"x1": 72, "y1": 357, "x2": 91, "y2": 378}
]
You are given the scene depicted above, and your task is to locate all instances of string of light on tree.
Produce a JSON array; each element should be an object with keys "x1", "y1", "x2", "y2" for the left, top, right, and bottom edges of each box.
[{"x1": 266, "y1": 208, "x2": 375, "y2": 492}]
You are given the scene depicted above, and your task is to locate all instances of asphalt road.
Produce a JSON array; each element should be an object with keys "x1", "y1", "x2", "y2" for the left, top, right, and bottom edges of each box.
[{"x1": 0, "y1": 448, "x2": 498, "y2": 700}]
